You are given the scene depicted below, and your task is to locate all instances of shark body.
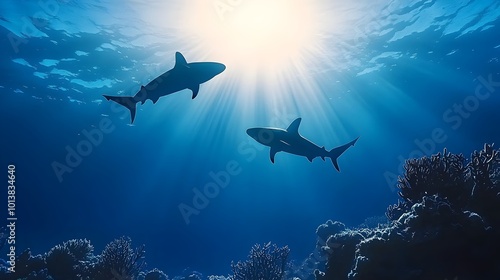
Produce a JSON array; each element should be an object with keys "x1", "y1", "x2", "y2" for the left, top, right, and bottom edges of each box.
[
  {"x1": 103, "y1": 52, "x2": 226, "y2": 123},
  {"x1": 246, "y1": 118, "x2": 359, "y2": 171}
]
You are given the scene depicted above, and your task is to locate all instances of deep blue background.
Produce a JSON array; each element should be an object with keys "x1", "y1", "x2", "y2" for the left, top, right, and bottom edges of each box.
[{"x1": 1, "y1": 0, "x2": 499, "y2": 277}]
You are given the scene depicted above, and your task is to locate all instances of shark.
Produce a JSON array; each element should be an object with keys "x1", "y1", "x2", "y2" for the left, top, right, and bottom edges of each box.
[
  {"x1": 246, "y1": 118, "x2": 359, "y2": 171},
  {"x1": 103, "y1": 52, "x2": 226, "y2": 123}
]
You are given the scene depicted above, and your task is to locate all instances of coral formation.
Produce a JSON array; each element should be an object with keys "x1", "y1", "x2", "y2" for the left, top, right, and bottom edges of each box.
[
  {"x1": 45, "y1": 239, "x2": 93, "y2": 280},
  {"x1": 207, "y1": 276, "x2": 230, "y2": 280},
  {"x1": 315, "y1": 144, "x2": 500, "y2": 279},
  {"x1": 0, "y1": 237, "x2": 153, "y2": 280},
  {"x1": 0, "y1": 227, "x2": 6, "y2": 251},
  {"x1": 143, "y1": 268, "x2": 169, "y2": 280},
  {"x1": 93, "y1": 236, "x2": 145, "y2": 280},
  {"x1": 2, "y1": 249, "x2": 46, "y2": 280},
  {"x1": 2, "y1": 144, "x2": 497, "y2": 280},
  {"x1": 231, "y1": 242, "x2": 290, "y2": 280}
]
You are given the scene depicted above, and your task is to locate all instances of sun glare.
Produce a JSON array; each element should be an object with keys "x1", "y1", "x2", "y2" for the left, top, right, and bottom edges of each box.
[{"x1": 184, "y1": 0, "x2": 318, "y2": 71}]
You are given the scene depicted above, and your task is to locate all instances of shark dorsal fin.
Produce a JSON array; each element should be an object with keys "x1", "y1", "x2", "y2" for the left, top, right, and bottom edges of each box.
[
  {"x1": 286, "y1": 118, "x2": 302, "y2": 134},
  {"x1": 175, "y1": 52, "x2": 188, "y2": 68}
]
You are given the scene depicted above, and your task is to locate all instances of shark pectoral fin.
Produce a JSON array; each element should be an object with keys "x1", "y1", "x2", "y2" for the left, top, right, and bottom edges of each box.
[
  {"x1": 190, "y1": 84, "x2": 200, "y2": 99},
  {"x1": 331, "y1": 158, "x2": 340, "y2": 172},
  {"x1": 307, "y1": 156, "x2": 314, "y2": 162},
  {"x1": 286, "y1": 118, "x2": 302, "y2": 134},
  {"x1": 270, "y1": 147, "x2": 280, "y2": 163},
  {"x1": 152, "y1": 97, "x2": 160, "y2": 104}
]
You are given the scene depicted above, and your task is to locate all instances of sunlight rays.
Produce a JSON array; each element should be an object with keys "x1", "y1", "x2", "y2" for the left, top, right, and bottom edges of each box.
[
  {"x1": 177, "y1": 0, "x2": 326, "y2": 115},
  {"x1": 184, "y1": 0, "x2": 317, "y2": 71},
  {"x1": 135, "y1": 0, "x2": 369, "y2": 150}
]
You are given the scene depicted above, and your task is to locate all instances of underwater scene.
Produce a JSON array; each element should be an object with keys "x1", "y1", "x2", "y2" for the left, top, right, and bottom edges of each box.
[{"x1": 1, "y1": 0, "x2": 500, "y2": 279}]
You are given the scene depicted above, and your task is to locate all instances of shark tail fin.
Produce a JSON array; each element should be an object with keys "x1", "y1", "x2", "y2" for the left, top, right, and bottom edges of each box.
[
  {"x1": 328, "y1": 137, "x2": 359, "y2": 172},
  {"x1": 103, "y1": 95, "x2": 138, "y2": 123}
]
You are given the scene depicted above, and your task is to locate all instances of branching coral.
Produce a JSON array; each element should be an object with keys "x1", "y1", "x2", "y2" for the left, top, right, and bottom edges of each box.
[
  {"x1": 92, "y1": 236, "x2": 145, "y2": 280},
  {"x1": 397, "y1": 148, "x2": 470, "y2": 207},
  {"x1": 385, "y1": 200, "x2": 410, "y2": 221},
  {"x1": 316, "y1": 144, "x2": 500, "y2": 280},
  {"x1": 388, "y1": 144, "x2": 500, "y2": 220},
  {"x1": 0, "y1": 237, "x2": 166, "y2": 280},
  {"x1": 468, "y1": 144, "x2": 500, "y2": 225},
  {"x1": 7, "y1": 249, "x2": 45, "y2": 280},
  {"x1": 46, "y1": 239, "x2": 94, "y2": 280},
  {"x1": 142, "y1": 268, "x2": 168, "y2": 280},
  {"x1": 231, "y1": 242, "x2": 290, "y2": 280},
  {"x1": 470, "y1": 143, "x2": 500, "y2": 193}
]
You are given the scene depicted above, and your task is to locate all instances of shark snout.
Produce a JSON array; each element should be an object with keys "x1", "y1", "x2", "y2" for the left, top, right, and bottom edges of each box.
[
  {"x1": 190, "y1": 62, "x2": 226, "y2": 83},
  {"x1": 214, "y1": 63, "x2": 226, "y2": 75},
  {"x1": 246, "y1": 128, "x2": 275, "y2": 145},
  {"x1": 246, "y1": 128, "x2": 259, "y2": 139}
]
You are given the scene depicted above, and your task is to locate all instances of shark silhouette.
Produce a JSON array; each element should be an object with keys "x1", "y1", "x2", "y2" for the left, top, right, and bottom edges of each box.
[
  {"x1": 246, "y1": 118, "x2": 359, "y2": 171},
  {"x1": 103, "y1": 52, "x2": 226, "y2": 123}
]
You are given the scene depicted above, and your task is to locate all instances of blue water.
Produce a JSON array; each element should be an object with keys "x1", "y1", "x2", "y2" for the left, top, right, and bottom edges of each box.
[{"x1": 1, "y1": 0, "x2": 499, "y2": 278}]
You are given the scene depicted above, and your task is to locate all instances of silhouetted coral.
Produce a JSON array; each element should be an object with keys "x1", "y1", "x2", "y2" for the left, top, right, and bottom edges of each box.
[
  {"x1": 356, "y1": 216, "x2": 388, "y2": 229},
  {"x1": 178, "y1": 273, "x2": 202, "y2": 280},
  {"x1": 0, "y1": 227, "x2": 7, "y2": 251},
  {"x1": 0, "y1": 249, "x2": 46, "y2": 280},
  {"x1": 315, "y1": 144, "x2": 500, "y2": 280},
  {"x1": 207, "y1": 276, "x2": 230, "y2": 280},
  {"x1": 284, "y1": 221, "x2": 346, "y2": 280},
  {"x1": 92, "y1": 236, "x2": 145, "y2": 280},
  {"x1": 468, "y1": 143, "x2": 500, "y2": 225},
  {"x1": 24, "y1": 268, "x2": 53, "y2": 280},
  {"x1": 142, "y1": 268, "x2": 168, "y2": 280},
  {"x1": 397, "y1": 148, "x2": 470, "y2": 207},
  {"x1": 315, "y1": 225, "x2": 373, "y2": 280},
  {"x1": 316, "y1": 220, "x2": 345, "y2": 250},
  {"x1": 0, "y1": 237, "x2": 169, "y2": 280},
  {"x1": 46, "y1": 239, "x2": 93, "y2": 280},
  {"x1": 385, "y1": 200, "x2": 410, "y2": 221},
  {"x1": 231, "y1": 242, "x2": 290, "y2": 280}
]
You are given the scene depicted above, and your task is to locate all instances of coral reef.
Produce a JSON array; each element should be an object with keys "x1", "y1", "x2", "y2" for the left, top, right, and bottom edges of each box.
[
  {"x1": 0, "y1": 237, "x2": 155, "y2": 280},
  {"x1": 398, "y1": 149, "x2": 470, "y2": 207},
  {"x1": 92, "y1": 236, "x2": 145, "y2": 280},
  {"x1": 231, "y1": 242, "x2": 290, "y2": 280},
  {"x1": 315, "y1": 144, "x2": 500, "y2": 280},
  {"x1": 1, "y1": 249, "x2": 46, "y2": 280},
  {"x1": 45, "y1": 239, "x2": 93, "y2": 280},
  {"x1": 2, "y1": 144, "x2": 497, "y2": 280},
  {"x1": 207, "y1": 276, "x2": 230, "y2": 280},
  {"x1": 0, "y1": 238, "x2": 290, "y2": 280},
  {"x1": 143, "y1": 268, "x2": 169, "y2": 280},
  {"x1": 0, "y1": 227, "x2": 6, "y2": 251}
]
